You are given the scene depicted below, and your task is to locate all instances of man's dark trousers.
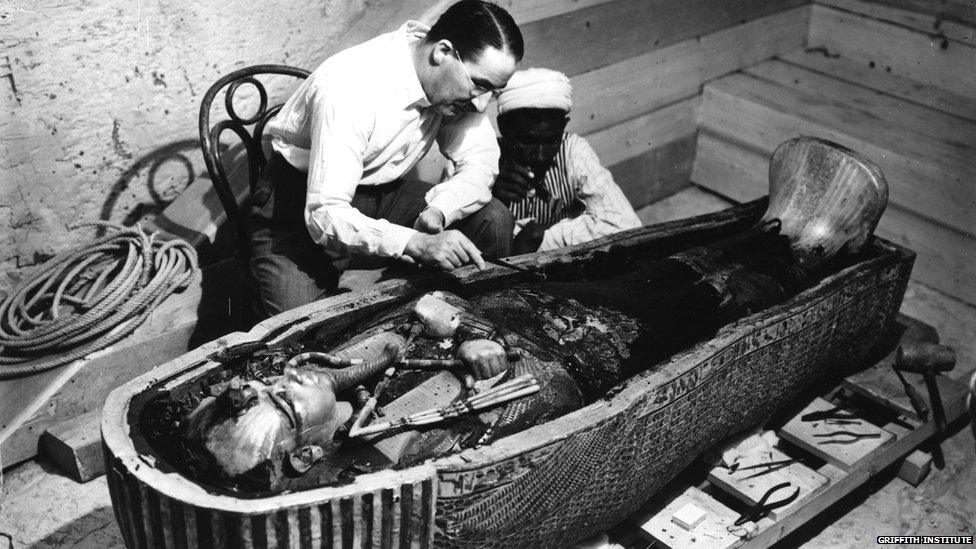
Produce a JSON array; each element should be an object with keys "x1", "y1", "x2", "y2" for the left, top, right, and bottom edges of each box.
[{"x1": 249, "y1": 153, "x2": 513, "y2": 318}]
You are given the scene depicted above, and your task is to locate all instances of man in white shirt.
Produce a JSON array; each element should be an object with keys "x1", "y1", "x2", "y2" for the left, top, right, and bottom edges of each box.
[{"x1": 250, "y1": 0, "x2": 522, "y2": 317}]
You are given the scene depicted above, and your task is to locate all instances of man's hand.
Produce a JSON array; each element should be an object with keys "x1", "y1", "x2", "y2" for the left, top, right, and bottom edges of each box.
[
  {"x1": 513, "y1": 220, "x2": 546, "y2": 255},
  {"x1": 457, "y1": 339, "x2": 508, "y2": 380},
  {"x1": 403, "y1": 230, "x2": 486, "y2": 271},
  {"x1": 493, "y1": 161, "x2": 535, "y2": 205},
  {"x1": 414, "y1": 207, "x2": 445, "y2": 234}
]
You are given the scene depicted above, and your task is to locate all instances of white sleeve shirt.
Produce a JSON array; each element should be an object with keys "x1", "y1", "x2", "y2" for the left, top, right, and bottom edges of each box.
[
  {"x1": 264, "y1": 21, "x2": 499, "y2": 258},
  {"x1": 538, "y1": 134, "x2": 642, "y2": 251}
]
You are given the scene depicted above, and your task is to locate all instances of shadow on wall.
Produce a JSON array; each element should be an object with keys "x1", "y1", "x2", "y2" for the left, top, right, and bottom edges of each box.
[{"x1": 97, "y1": 138, "x2": 202, "y2": 232}]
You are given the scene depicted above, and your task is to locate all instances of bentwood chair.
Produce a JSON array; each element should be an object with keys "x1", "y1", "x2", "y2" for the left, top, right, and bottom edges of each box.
[{"x1": 198, "y1": 64, "x2": 310, "y2": 298}]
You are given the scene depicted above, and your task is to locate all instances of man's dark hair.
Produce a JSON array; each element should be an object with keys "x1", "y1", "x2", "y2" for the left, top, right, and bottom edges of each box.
[{"x1": 426, "y1": 0, "x2": 524, "y2": 62}]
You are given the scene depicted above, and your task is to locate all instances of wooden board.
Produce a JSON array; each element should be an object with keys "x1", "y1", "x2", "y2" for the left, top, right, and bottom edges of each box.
[
  {"x1": 808, "y1": 4, "x2": 976, "y2": 101},
  {"x1": 518, "y1": 0, "x2": 806, "y2": 80},
  {"x1": 690, "y1": 131, "x2": 976, "y2": 303},
  {"x1": 814, "y1": 0, "x2": 976, "y2": 46},
  {"x1": 0, "y1": 258, "x2": 242, "y2": 469},
  {"x1": 569, "y1": 7, "x2": 809, "y2": 135},
  {"x1": 702, "y1": 70, "x2": 976, "y2": 237},
  {"x1": 779, "y1": 397, "x2": 896, "y2": 472},
  {"x1": 707, "y1": 446, "x2": 829, "y2": 520},
  {"x1": 640, "y1": 486, "x2": 740, "y2": 548},
  {"x1": 39, "y1": 410, "x2": 103, "y2": 482}
]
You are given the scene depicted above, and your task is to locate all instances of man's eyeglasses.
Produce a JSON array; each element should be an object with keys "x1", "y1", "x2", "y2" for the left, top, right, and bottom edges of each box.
[{"x1": 453, "y1": 49, "x2": 493, "y2": 96}]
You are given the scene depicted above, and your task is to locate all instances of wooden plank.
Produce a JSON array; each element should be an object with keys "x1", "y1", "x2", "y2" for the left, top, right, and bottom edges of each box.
[
  {"x1": 815, "y1": 0, "x2": 976, "y2": 45},
  {"x1": 885, "y1": 422, "x2": 932, "y2": 486},
  {"x1": 500, "y1": 0, "x2": 618, "y2": 25},
  {"x1": 779, "y1": 48, "x2": 976, "y2": 122},
  {"x1": 518, "y1": 0, "x2": 806, "y2": 80},
  {"x1": 607, "y1": 137, "x2": 695, "y2": 210},
  {"x1": 837, "y1": 0, "x2": 976, "y2": 29},
  {"x1": 808, "y1": 4, "x2": 976, "y2": 101},
  {"x1": 707, "y1": 446, "x2": 829, "y2": 520},
  {"x1": 39, "y1": 410, "x2": 103, "y2": 482},
  {"x1": 691, "y1": 130, "x2": 767, "y2": 202},
  {"x1": 639, "y1": 486, "x2": 740, "y2": 548},
  {"x1": 636, "y1": 186, "x2": 735, "y2": 227},
  {"x1": 585, "y1": 97, "x2": 698, "y2": 167},
  {"x1": 569, "y1": 6, "x2": 810, "y2": 135},
  {"x1": 779, "y1": 397, "x2": 896, "y2": 472},
  {"x1": 699, "y1": 73, "x2": 976, "y2": 237},
  {"x1": 742, "y1": 60, "x2": 976, "y2": 185},
  {"x1": 0, "y1": 259, "x2": 241, "y2": 469},
  {"x1": 691, "y1": 134, "x2": 976, "y2": 303}
]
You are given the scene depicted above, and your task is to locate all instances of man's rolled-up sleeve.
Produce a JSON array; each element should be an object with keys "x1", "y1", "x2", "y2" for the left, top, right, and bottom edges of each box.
[
  {"x1": 304, "y1": 86, "x2": 418, "y2": 258},
  {"x1": 425, "y1": 113, "x2": 499, "y2": 226}
]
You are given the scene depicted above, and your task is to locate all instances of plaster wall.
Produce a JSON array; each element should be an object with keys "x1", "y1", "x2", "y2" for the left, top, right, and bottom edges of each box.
[{"x1": 0, "y1": 0, "x2": 445, "y2": 292}]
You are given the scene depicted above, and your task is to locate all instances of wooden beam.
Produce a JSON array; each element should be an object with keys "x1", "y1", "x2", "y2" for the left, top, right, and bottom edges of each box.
[
  {"x1": 39, "y1": 410, "x2": 103, "y2": 482},
  {"x1": 0, "y1": 258, "x2": 242, "y2": 469},
  {"x1": 569, "y1": 6, "x2": 809, "y2": 135},
  {"x1": 698, "y1": 71, "x2": 976, "y2": 237},
  {"x1": 500, "y1": 0, "x2": 618, "y2": 26},
  {"x1": 815, "y1": 0, "x2": 976, "y2": 44},
  {"x1": 808, "y1": 4, "x2": 976, "y2": 100},
  {"x1": 518, "y1": 0, "x2": 806, "y2": 79},
  {"x1": 691, "y1": 133, "x2": 976, "y2": 304},
  {"x1": 743, "y1": 60, "x2": 976, "y2": 183},
  {"x1": 779, "y1": 48, "x2": 976, "y2": 122}
]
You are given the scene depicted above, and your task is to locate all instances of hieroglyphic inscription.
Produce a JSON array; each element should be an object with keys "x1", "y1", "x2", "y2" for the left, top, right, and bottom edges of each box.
[{"x1": 437, "y1": 443, "x2": 561, "y2": 498}]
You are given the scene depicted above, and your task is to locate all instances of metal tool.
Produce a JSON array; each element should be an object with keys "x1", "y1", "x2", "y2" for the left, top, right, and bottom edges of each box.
[
  {"x1": 891, "y1": 363, "x2": 929, "y2": 422},
  {"x1": 813, "y1": 430, "x2": 882, "y2": 445},
  {"x1": 485, "y1": 257, "x2": 545, "y2": 280},
  {"x1": 895, "y1": 342, "x2": 956, "y2": 470},
  {"x1": 733, "y1": 482, "x2": 801, "y2": 526},
  {"x1": 801, "y1": 405, "x2": 859, "y2": 422},
  {"x1": 728, "y1": 458, "x2": 797, "y2": 479}
]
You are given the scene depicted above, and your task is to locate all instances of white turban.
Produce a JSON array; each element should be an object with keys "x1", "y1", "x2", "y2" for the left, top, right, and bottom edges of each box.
[{"x1": 496, "y1": 68, "x2": 572, "y2": 114}]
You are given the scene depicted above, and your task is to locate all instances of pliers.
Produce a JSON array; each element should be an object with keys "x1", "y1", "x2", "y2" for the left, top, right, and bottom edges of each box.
[
  {"x1": 813, "y1": 430, "x2": 882, "y2": 445},
  {"x1": 727, "y1": 458, "x2": 797, "y2": 479},
  {"x1": 733, "y1": 482, "x2": 801, "y2": 526}
]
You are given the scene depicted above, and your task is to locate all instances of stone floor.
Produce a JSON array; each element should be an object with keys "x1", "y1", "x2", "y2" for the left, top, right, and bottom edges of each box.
[{"x1": 1, "y1": 188, "x2": 974, "y2": 548}]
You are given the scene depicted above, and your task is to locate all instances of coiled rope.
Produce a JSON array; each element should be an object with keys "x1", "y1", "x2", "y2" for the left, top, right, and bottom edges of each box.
[{"x1": 0, "y1": 221, "x2": 198, "y2": 379}]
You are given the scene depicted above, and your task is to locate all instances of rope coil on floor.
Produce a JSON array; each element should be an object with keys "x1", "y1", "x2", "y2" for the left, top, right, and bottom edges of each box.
[{"x1": 0, "y1": 221, "x2": 198, "y2": 379}]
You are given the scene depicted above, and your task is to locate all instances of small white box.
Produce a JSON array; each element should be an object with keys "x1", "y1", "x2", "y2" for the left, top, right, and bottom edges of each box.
[{"x1": 670, "y1": 502, "x2": 707, "y2": 530}]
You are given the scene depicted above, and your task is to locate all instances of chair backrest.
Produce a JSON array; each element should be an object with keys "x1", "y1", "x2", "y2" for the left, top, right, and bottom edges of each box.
[{"x1": 198, "y1": 64, "x2": 310, "y2": 283}]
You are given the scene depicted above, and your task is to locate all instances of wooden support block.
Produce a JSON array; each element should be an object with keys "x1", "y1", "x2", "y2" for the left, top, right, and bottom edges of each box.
[
  {"x1": 39, "y1": 410, "x2": 103, "y2": 482},
  {"x1": 640, "y1": 486, "x2": 740, "y2": 549},
  {"x1": 885, "y1": 421, "x2": 933, "y2": 486},
  {"x1": 708, "y1": 446, "x2": 829, "y2": 520},
  {"x1": 779, "y1": 397, "x2": 895, "y2": 472}
]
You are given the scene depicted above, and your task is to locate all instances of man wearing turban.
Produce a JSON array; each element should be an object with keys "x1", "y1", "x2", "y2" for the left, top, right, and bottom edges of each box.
[{"x1": 493, "y1": 68, "x2": 641, "y2": 253}]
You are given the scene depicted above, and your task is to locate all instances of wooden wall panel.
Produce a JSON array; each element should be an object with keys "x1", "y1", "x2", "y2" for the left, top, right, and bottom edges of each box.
[
  {"x1": 779, "y1": 49, "x2": 976, "y2": 122},
  {"x1": 815, "y1": 0, "x2": 976, "y2": 40},
  {"x1": 569, "y1": 7, "x2": 810, "y2": 135},
  {"x1": 699, "y1": 70, "x2": 976, "y2": 237},
  {"x1": 808, "y1": 4, "x2": 976, "y2": 100},
  {"x1": 517, "y1": 0, "x2": 806, "y2": 78}
]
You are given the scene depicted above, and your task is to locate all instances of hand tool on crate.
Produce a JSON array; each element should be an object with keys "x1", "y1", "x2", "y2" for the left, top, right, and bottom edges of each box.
[
  {"x1": 895, "y1": 342, "x2": 956, "y2": 470},
  {"x1": 801, "y1": 404, "x2": 860, "y2": 422},
  {"x1": 891, "y1": 363, "x2": 930, "y2": 421},
  {"x1": 813, "y1": 430, "x2": 882, "y2": 445},
  {"x1": 727, "y1": 458, "x2": 798, "y2": 479},
  {"x1": 733, "y1": 482, "x2": 801, "y2": 526}
]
